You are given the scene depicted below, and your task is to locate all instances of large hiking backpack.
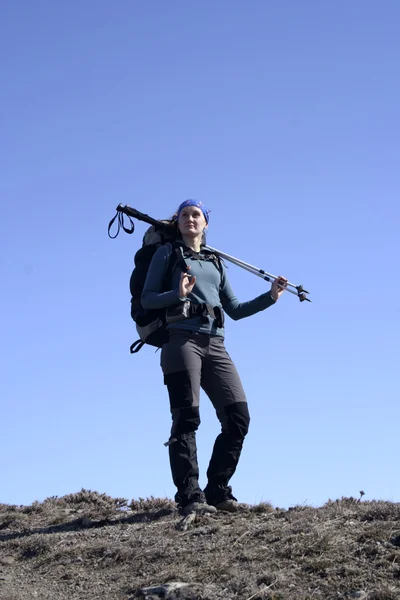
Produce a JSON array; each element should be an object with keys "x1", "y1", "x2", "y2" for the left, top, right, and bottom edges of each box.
[{"x1": 129, "y1": 223, "x2": 185, "y2": 353}]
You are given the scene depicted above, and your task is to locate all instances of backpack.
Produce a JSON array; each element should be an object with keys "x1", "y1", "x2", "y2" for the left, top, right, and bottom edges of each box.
[
  {"x1": 129, "y1": 222, "x2": 185, "y2": 353},
  {"x1": 129, "y1": 224, "x2": 224, "y2": 354}
]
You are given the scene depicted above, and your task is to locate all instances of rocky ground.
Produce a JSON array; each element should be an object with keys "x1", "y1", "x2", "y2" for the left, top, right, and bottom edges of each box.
[{"x1": 0, "y1": 490, "x2": 399, "y2": 599}]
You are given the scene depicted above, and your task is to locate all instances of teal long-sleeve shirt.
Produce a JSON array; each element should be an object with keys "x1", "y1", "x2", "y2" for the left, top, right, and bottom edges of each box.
[{"x1": 141, "y1": 243, "x2": 276, "y2": 336}]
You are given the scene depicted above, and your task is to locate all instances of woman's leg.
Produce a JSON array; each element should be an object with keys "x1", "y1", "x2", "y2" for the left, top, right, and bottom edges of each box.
[
  {"x1": 201, "y1": 337, "x2": 250, "y2": 505},
  {"x1": 161, "y1": 330, "x2": 207, "y2": 509}
]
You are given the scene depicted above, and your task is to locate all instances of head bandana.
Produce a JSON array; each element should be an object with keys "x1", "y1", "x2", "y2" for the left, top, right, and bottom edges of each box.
[{"x1": 176, "y1": 199, "x2": 210, "y2": 224}]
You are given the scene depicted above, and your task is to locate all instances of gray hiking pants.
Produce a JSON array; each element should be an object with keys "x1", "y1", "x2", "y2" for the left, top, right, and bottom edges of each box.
[{"x1": 161, "y1": 329, "x2": 250, "y2": 507}]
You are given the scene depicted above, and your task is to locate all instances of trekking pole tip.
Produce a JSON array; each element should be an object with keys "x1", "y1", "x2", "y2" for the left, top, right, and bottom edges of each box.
[{"x1": 299, "y1": 293, "x2": 312, "y2": 303}]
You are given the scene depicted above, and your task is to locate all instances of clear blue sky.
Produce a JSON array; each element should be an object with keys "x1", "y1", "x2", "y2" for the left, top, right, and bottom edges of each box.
[{"x1": 1, "y1": 1, "x2": 399, "y2": 509}]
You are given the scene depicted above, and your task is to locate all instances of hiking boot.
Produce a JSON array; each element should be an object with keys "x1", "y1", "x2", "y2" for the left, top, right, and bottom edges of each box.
[
  {"x1": 214, "y1": 499, "x2": 239, "y2": 513},
  {"x1": 181, "y1": 502, "x2": 217, "y2": 516}
]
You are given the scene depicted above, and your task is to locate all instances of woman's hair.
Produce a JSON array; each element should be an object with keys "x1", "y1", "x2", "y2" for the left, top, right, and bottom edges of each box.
[{"x1": 166, "y1": 212, "x2": 181, "y2": 239}]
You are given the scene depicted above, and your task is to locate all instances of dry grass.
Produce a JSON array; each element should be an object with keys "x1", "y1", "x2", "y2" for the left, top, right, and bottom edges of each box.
[{"x1": 0, "y1": 491, "x2": 399, "y2": 599}]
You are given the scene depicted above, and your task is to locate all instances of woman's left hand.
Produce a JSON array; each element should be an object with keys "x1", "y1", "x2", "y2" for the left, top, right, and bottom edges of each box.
[{"x1": 271, "y1": 276, "x2": 288, "y2": 301}]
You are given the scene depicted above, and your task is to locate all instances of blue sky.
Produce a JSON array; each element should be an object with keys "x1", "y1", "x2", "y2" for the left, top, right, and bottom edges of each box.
[{"x1": 1, "y1": 0, "x2": 399, "y2": 509}]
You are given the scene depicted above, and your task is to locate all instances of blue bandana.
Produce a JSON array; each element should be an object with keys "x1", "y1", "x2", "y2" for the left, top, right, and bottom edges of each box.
[{"x1": 176, "y1": 199, "x2": 210, "y2": 223}]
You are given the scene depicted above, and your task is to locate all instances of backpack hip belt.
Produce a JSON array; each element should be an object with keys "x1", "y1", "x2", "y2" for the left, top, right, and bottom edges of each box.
[{"x1": 166, "y1": 301, "x2": 224, "y2": 328}]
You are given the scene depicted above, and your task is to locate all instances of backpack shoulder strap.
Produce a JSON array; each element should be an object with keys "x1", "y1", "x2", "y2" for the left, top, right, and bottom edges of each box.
[
  {"x1": 200, "y1": 248, "x2": 224, "y2": 277},
  {"x1": 162, "y1": 243, "x2": 190, "y2": 290},
  {"x1": 212, "y1": 253, "x2": 224, "y2": 276},
  {"x1": 211, "y1": 253, "x2": 224, "y2": 289}
]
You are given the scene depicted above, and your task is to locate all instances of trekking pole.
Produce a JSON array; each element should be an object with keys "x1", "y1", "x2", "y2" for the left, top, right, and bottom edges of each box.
[
  {"x1": 204, "y1": 245, "x2": 311, "y2": 302},
  {"x1": 111, "y1": 205, "x2": 311, "y2": 302}
]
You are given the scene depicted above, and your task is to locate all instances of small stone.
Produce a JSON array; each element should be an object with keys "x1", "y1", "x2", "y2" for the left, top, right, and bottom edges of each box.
[
  {"x1": 346, "y1": 591, "x2": 367, "y2": 599},
  {"x1": 139, "y1": 582, "x2": 190, "y2": 598},
  {"x1": 0, "y1": 557, "x2": 15, "y2": 566},
  {"x1": 81, "y1": 517, "x2": 92, "y2": 527},
  {"x1": 176, "y1": 512, "x2": 196, "y2": 531}
]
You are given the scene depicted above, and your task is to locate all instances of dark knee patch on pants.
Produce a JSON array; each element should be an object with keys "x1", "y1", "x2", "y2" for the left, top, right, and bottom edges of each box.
[
  {"x1": 172, "y1": 406, "x2": 200, "y2": 435},
  {"x1": 224, "y1": 402, "x2": 250, "y2": 439},
  {"x1": 164, "y1": 371, "x2": 193, "y2": 409}
]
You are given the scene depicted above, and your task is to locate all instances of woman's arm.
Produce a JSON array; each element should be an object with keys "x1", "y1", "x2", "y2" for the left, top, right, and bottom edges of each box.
[
  {"x1": 219, "y1": 264, "x2": 278, "y2": 321},
  {"x1": 141, "y1": 245, "x2": 185, "y2": 310}
]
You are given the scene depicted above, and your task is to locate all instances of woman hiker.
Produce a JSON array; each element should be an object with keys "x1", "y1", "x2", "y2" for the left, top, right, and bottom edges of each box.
[{"x1": 141, "y1": 200, "x2": 287, "y2": 516}]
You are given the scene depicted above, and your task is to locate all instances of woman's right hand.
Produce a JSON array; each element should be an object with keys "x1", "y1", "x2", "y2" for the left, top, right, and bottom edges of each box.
[{"x1": 179, "y1": 269, "x2": 196, "y2": 297}]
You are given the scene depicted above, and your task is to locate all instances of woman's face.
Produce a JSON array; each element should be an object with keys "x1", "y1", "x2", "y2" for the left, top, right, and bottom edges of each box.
[{"x1": 178, "y1": 205, "x2": 207, "y2": 237}]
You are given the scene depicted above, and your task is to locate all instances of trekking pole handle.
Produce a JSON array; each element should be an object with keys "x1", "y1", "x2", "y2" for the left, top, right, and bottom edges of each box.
[{"x1": 116, "y1": 204, "x2": 169, "y2": 230}]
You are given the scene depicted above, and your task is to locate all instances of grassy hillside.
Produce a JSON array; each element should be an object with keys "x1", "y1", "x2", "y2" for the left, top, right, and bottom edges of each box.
[{"x1": 0, "y1": 491, "x2": 399, "y2": 599}]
